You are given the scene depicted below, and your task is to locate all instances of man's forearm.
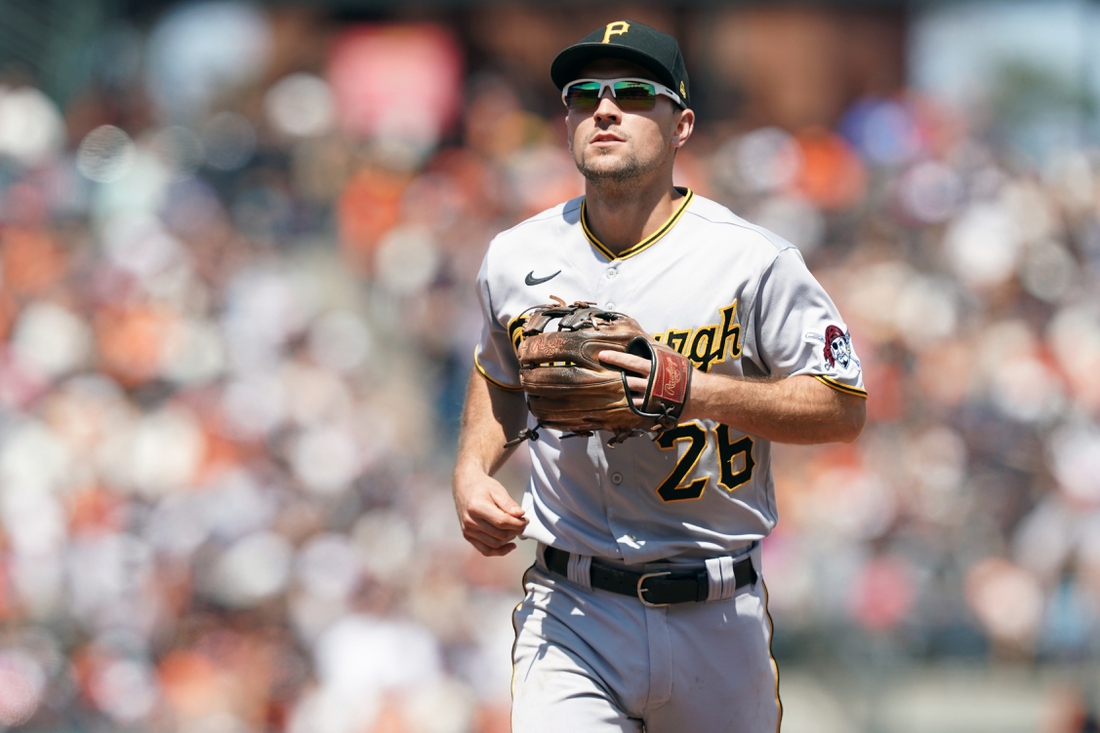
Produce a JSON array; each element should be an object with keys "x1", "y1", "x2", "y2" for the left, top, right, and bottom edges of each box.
[
  {"x1": 452, "y1": 369, "x2": 530, "y2": 556},
  {"x1": 683, "y1": 372, "x2": 865, "y2": 445},
  {"x1": 454, "y1": 369, "x2": 528, "y2": 479}
]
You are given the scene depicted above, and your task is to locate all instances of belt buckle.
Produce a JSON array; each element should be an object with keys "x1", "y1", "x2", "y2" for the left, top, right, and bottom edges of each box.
[{"x1": 637, "y1": 571, "x2": 672, "y2": 607}]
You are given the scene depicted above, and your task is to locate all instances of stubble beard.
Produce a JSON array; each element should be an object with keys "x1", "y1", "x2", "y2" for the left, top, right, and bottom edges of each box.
[{"x1": 574, "y1": 144, "x2": 663, "y2": 191}]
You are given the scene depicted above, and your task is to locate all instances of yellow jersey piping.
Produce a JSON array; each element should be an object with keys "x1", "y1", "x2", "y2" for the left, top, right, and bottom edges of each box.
[
  {"x1": 581, "y1": 188, "x2": 694, "y2": 260},
  {"x1": 474, "y1": 346, "x2": 522, "y2": 391},
  {"x1": 815, "y1": 374, "x2": 868, "y2": 398}
]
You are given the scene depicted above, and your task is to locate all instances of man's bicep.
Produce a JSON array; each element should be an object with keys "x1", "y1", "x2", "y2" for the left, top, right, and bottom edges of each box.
[
  {"x1": 458, "y1": 369, "x2": 529, "y2": 474},
  {"x1": 483, "y1": 373, "x2": 528, "y2": 437}
]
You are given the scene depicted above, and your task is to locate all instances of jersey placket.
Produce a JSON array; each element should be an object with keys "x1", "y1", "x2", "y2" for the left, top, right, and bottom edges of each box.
[
  {"x1": 591, "y1": 256, "x2": 648, "y2": 558},
  {"x1": 602, "y1": 444, "x2": 643, "y2": 555},
  {"x1": 592, "y1": 257, "x2": 622, "y2": 313}
]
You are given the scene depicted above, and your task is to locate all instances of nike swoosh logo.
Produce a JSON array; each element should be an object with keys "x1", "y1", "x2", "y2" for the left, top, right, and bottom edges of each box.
[{"x1": 525, "y1": 270, "x2": 562, "y2": 286}]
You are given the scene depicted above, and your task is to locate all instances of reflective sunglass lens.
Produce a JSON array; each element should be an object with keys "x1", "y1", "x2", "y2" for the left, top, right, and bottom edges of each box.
[
  {"x1": 563, "y1": 80, "x2": 662, "y2": 110},
  {"x1": 611, "y1": 81, "x2": 658, "y2": 109},
  {"x1": 565, "y1": 82, "x2": 602, "y2": 109}
]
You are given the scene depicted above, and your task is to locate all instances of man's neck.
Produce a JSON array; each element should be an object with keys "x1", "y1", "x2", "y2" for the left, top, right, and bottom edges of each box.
[{"x1": 583, "y1": 179, "x2": 684, "y2": 256}]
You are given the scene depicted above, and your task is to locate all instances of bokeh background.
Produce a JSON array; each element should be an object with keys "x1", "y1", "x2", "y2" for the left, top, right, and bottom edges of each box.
[{"x1": 1, "y1": 0, "x2": 1099, "y2": 731}]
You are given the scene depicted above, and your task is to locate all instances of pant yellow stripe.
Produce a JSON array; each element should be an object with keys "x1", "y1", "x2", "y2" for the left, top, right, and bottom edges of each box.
[{"x1": 761, "y1": 578, "x2": 783, "y2": 732}]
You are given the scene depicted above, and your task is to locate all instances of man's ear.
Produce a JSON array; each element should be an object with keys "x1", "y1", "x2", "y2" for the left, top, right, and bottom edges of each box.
[{"x1": 670, "y1": 108, "x2": 695, "y2": 149}]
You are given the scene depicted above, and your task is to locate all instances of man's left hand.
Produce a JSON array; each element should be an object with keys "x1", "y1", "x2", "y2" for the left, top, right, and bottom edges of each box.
[{"x1": 598, "y1": 349, "x2": 651, "y2": 406}]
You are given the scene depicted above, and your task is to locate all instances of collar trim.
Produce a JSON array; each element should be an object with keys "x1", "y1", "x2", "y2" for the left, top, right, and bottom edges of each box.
[{"x1": 581, "y1": 187, "x2": 694, "y2": 260}]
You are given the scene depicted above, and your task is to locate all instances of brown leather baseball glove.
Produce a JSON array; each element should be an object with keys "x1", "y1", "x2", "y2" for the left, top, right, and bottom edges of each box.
[{"x1": 505, "y1": 298, "x2": 692, "y2": 447}]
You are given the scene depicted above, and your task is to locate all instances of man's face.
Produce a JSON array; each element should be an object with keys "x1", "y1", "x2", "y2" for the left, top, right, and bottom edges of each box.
[{"x1": 565, "y1": 59, "x2": 691, "y2": 186}]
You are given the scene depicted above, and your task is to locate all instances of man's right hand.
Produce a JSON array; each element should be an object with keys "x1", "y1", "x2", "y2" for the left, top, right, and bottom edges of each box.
[{"x1": 453, "y1": 468, "x2": 529, "y2": 556}]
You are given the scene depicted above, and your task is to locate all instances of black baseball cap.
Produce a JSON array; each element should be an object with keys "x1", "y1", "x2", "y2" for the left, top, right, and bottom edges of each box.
[{"x1": 551, "y1": 20, "x2": 690, "y2": 107}]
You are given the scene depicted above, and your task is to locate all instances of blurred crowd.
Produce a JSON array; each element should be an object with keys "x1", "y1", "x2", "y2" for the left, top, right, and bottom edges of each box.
[{"x1": 1, "y1": 2, "x2": 1099, "y2": 732}]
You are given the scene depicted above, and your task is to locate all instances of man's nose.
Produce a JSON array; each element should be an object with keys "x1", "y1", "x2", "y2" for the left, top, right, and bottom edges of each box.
[{"x1": 593, "y1": 91, "x2": 622, "y2": 123}]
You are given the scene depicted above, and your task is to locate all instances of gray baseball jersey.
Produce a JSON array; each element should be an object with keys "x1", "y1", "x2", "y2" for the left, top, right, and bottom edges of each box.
[{"x1": 475, "y1": 189, "x2": 866, "y2": 563}]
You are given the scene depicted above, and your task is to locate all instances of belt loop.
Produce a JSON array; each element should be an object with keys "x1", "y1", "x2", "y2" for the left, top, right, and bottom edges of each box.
[
  {"x1": 536, "y1": 543, "x2": 549, "y2": 572},
  {"x1": 745, "y1": 540, "x2": 762, "y2": 589},
  {"x1": 705, "y1": 556, "x2": 737, "y2": 601},
  {"x1": 567, "y1": 552, "x2": 592, "y2": 591}
]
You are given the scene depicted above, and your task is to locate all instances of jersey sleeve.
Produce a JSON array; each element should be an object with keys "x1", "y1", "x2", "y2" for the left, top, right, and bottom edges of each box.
[
  {"x1": 473, "y1": 249, "x2": 522, "y2": 391},
  {"x1": 751, "y1": 248, "x2": 866, "y2": 397}
]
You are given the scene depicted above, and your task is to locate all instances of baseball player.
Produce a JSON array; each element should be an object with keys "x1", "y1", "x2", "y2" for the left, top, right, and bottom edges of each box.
[{"x1": 452, "y1": 19, "x2": 867, "y2": 732}]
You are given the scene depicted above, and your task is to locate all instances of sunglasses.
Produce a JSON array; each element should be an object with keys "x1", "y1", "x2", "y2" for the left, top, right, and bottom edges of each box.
[{"x1": 562, "y1": 77, "x2": 684, "y2": 111}]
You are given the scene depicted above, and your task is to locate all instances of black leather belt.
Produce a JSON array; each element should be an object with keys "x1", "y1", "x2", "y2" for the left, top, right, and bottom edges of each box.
[{"x1": 543, "y1": 546, "x2": 757, "y2": 607}]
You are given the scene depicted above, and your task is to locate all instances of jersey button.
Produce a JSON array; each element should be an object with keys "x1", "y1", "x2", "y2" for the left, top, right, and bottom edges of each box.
[
  {"x1": 606, "y1": 302, "x2": 615, "y2": 310},
  {"x1": 610, "y1": 472, "x2": 624, "y2": 485},
  {"x1": 606, "y1": 268, "x2": 618, "y2": 279}
]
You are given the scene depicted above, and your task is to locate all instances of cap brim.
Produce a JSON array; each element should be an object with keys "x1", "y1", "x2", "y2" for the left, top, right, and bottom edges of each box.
[{"x1": 550, "y1": 43, "x2": 677, "y2": 92}]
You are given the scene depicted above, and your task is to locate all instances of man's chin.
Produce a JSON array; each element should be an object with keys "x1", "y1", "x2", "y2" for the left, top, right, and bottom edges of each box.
[{"x1": 578, "y1": 158, "x2": 636, "y2": 183}]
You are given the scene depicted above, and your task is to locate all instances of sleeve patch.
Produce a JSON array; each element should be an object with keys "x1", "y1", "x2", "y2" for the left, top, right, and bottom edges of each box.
[{"x1": 804, "y1": 325, "x2": 861, "y2": 377}]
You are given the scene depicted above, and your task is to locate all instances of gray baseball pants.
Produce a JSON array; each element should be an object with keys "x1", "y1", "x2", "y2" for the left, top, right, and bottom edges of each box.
[{"x1": 511, "y1": 544, "x2": 781, "y2": 733}]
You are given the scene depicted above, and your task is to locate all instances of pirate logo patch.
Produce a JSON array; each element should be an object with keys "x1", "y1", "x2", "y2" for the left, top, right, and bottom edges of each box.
[{"x1": 805, "y1": 325, "x2": 860, "y2": 374}]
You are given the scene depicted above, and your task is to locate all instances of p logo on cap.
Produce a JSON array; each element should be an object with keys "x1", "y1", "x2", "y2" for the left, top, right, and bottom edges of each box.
[
  {"x1": 551, "y1": 19, "x2": 690, "y2": 107},
  {"x1": 602, "y1": 21, "x2": 630, "y2": 43}
]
